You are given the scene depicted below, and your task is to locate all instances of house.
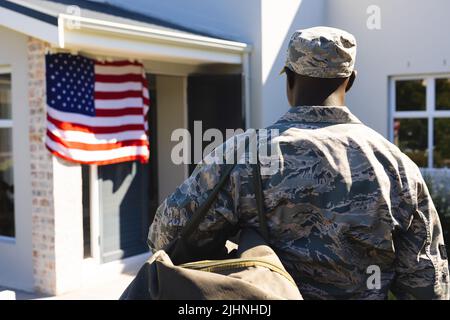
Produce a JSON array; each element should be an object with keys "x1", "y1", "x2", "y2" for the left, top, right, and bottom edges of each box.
[
  {"x1": 0, "y1": 0, "x2": 449, "y2": 296},
  {"x1": 0, "y1": 0, "x2": 252, "y2": 295}
]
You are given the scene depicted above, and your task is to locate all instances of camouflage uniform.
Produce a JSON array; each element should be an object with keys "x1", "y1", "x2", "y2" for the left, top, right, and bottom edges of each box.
[
  {"x1": 148, "y1": 27, "x2": 449, "y2": 299},
  {"x1": 148, "y1": 106, "x2": 449, "y2": 299},
  {"x1": 280, "y1": 26, "x2": 357, "y2": 78}
]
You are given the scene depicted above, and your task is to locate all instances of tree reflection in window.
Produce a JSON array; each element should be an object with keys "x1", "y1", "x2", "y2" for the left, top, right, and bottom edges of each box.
[
  {"x1": 436, "y1": 78, "x2": 450, "y2": 110},
  {"x1": 434, "y1": 118, "x2": 450, "y2": 168},
  {"x1": 395, "y1": 79, "x2": 426, "y2": 111},
  {"x1": 394, "y1": 118, "x2": 428, "y2": 167}
]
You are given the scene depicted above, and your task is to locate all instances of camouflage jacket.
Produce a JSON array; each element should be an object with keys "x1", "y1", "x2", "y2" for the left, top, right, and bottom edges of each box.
[{"x1": 148, "y1": 106, "x2": 449, "y2": 300}]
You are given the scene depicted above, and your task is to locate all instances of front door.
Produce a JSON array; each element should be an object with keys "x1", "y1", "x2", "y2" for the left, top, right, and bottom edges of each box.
[{"x1": 187, "y1": 74, "x2": 243, "y2": 173}]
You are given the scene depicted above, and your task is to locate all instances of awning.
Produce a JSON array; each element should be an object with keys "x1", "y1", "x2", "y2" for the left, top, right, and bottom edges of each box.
[{"x1": 0, "y1": 0, "x2": 251, "y2": 64}]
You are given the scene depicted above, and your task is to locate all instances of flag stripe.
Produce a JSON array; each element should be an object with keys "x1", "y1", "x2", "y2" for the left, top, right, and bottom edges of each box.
[
  {"x1": 47, "y1": 114, "x2": 145, "y2": 134},
  {"x1": 95, "y1": 60, "x2": 143, "y2": 67},
  {"x1": 46, "y1": 138, "x2": 149, "y2": 161},
  {"x1": 95, "y1": 90, "x2": 143, "y2": 100},
  {"x1": 46, "y1": 144, "x2": 149, "y2": 165},
  {"x1": 47, "y1": 129, "x2": 148, "y2": 151},
  {"x1": 47, "y1": 121, "x2": 147, "y2": 144},
  {"x1": 95, "y1": 81, "x2": 143, "y2": 92},
  {"x1": 95, "y1": 74, "x2": 144, "y2": 83},
  {"x1": 95, "y1": 107, "x2": 144, "y2": 117},
  {"x1": 95, "y1": 65, "x2": 143, "y2": 75},
  {"x1": 47, "y1": 106, "x2": 143, "y2": 127},
  {"x1": 142, "y1": 73, "x2": 150, "y2": 133},
  {"x1": 95, "y1": 97, "x2": 143, "y2": 109}
]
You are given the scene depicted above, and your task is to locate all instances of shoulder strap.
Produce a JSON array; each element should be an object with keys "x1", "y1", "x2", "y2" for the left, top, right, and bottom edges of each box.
[
  {"x1": 179, "y1": 162, "x2": 269, "y2": 242},
  {"x1": 180, "y1": 163, "x2": 235, "y2": 239},
  {"x1": 252, "y1": 163, "x2": 269, "y2": 241}
]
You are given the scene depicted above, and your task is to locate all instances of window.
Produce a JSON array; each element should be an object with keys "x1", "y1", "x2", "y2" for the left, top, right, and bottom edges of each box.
[
  {"x1": 390, "y1": 75, "x2": 450, "y2": 169},
  {"x1": 0, "y1": 68, "x2": 14, "y2": 238},
  {"x1": 391, "y1": 75, "x2": 450, "y2": 258}
]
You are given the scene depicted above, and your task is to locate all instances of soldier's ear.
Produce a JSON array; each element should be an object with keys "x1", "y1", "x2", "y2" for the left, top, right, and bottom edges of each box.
[
  {"x1": 285, "y1": 68, "x2": 296, "y2": 107},
  {"x1": 345, "y1": 70, "x2": 357, "y2": 92},
  {"x1": 285, "y1": 67, "x2": 296, "y2": 90}
]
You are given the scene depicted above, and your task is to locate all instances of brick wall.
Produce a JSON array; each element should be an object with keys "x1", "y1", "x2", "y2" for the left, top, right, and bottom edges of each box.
[
  {"x1": 28, "y1": 37, "x2": 56, "y2": 294},
  {"x1": 27, "y1": 37, "x2": 84, "y2": 295}
]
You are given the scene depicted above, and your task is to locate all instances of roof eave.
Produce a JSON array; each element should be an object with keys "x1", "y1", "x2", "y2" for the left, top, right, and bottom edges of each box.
[
  {"x1": 58, "y1": 13, "x2": 251, "y2": 53},
  {"x1": 0, "y1": 1, "x2": 251, "y2": 64},
  {"x1": 0, "y1": 3, "x2": 59, "y2": 45}
]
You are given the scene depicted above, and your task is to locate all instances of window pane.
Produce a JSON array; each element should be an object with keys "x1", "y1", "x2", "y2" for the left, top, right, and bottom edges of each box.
[
  {"x1": 436, "y1": 78, "x2": 450, "y2": 110},
  {"x1": 0, "y1": 73, "x2": 11, "y2": 119},
  {"x1": 434, "y1": 118, "x2": 450, "y2": 168},
  {"x1": 395, "y1": 79, "x2": 426, "y2": 111},
  {"x1": 0, "y1": 128, "x2": 14, "y2": 237},
  {"x1": 394, "y1": 118, "x2": 428, "y2": 167}
]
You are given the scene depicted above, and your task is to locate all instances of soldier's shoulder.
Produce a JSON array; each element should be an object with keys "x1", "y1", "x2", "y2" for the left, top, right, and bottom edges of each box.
[{"x1": 361, "y1": 125, "x2": 423, "y2": 178}]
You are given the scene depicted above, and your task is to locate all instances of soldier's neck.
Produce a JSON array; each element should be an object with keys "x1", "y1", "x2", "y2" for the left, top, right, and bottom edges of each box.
[{"x1": 294, "y1": 91, "x2": 346, "y2": 107}]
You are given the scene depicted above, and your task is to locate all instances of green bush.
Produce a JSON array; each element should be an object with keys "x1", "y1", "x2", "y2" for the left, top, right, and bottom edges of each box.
[{"x1": 423, "y1": 173, "x2": 450, "y2": 258}]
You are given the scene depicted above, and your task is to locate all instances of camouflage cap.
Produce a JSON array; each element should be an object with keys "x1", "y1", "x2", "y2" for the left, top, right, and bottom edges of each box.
[{"x1": 281, "y1": 26, "x2": 357, "y2": 78}]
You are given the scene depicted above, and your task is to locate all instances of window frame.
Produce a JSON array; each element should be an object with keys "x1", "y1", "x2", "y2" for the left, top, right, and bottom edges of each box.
[
  {"x1": 0, "y1": 66, "x2": 15, "y2": 241},
  {"x1": 390, "y1": 74, "x2": 450, "y2": 169},
  {"x1": 0, "y1": 66, "x2": 13, "y2": 128}
]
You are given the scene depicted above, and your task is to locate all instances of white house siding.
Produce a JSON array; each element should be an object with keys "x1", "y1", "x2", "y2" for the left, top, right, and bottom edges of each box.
[
  {"x1": 52, "y1": 157, "x2": 83, "y2": 294},
  {"x1": 100, "y1": 0, "x2": 450, "y2": 137},
  {"x1": 0, "y1": 27, "x2": 34, "y2": 292},
  {"x1": 327, "y1": 0, "x2": 450, "y2": 137},
  {"x1": 260, "y1": 0, "x2": 326, "y2": 126},
  {"x1": 94, "y1": 0, "x2": 327, "y2": 128}
]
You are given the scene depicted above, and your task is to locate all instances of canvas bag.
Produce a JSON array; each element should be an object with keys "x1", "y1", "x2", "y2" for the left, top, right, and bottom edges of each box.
[{"x1": 119, "y1": 164, "x2": 303, "y2": 300}]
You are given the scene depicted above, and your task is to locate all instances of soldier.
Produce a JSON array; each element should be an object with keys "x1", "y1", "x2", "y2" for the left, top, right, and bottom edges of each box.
[{"x1": 148, "y1": 26, "x2": 449, "y2": 300}]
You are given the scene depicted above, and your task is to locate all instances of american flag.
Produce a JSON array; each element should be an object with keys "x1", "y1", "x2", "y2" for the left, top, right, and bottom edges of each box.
[{"x1": 45, "y1": 53, "x2": 150, "y2": 165}]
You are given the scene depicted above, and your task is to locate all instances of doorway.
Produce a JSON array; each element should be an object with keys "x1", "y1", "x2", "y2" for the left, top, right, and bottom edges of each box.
[{"x1": 82, "y1": 74, "x2": 158, "y2": 263}]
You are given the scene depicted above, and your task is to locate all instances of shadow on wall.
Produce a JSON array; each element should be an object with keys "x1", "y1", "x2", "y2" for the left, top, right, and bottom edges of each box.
[
  {"x1": 98, "y1": 161, "x2": 150, "y2": 263},
  {"x1": 261, "y1": 0, "x2": 327, "y2": 126}
]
